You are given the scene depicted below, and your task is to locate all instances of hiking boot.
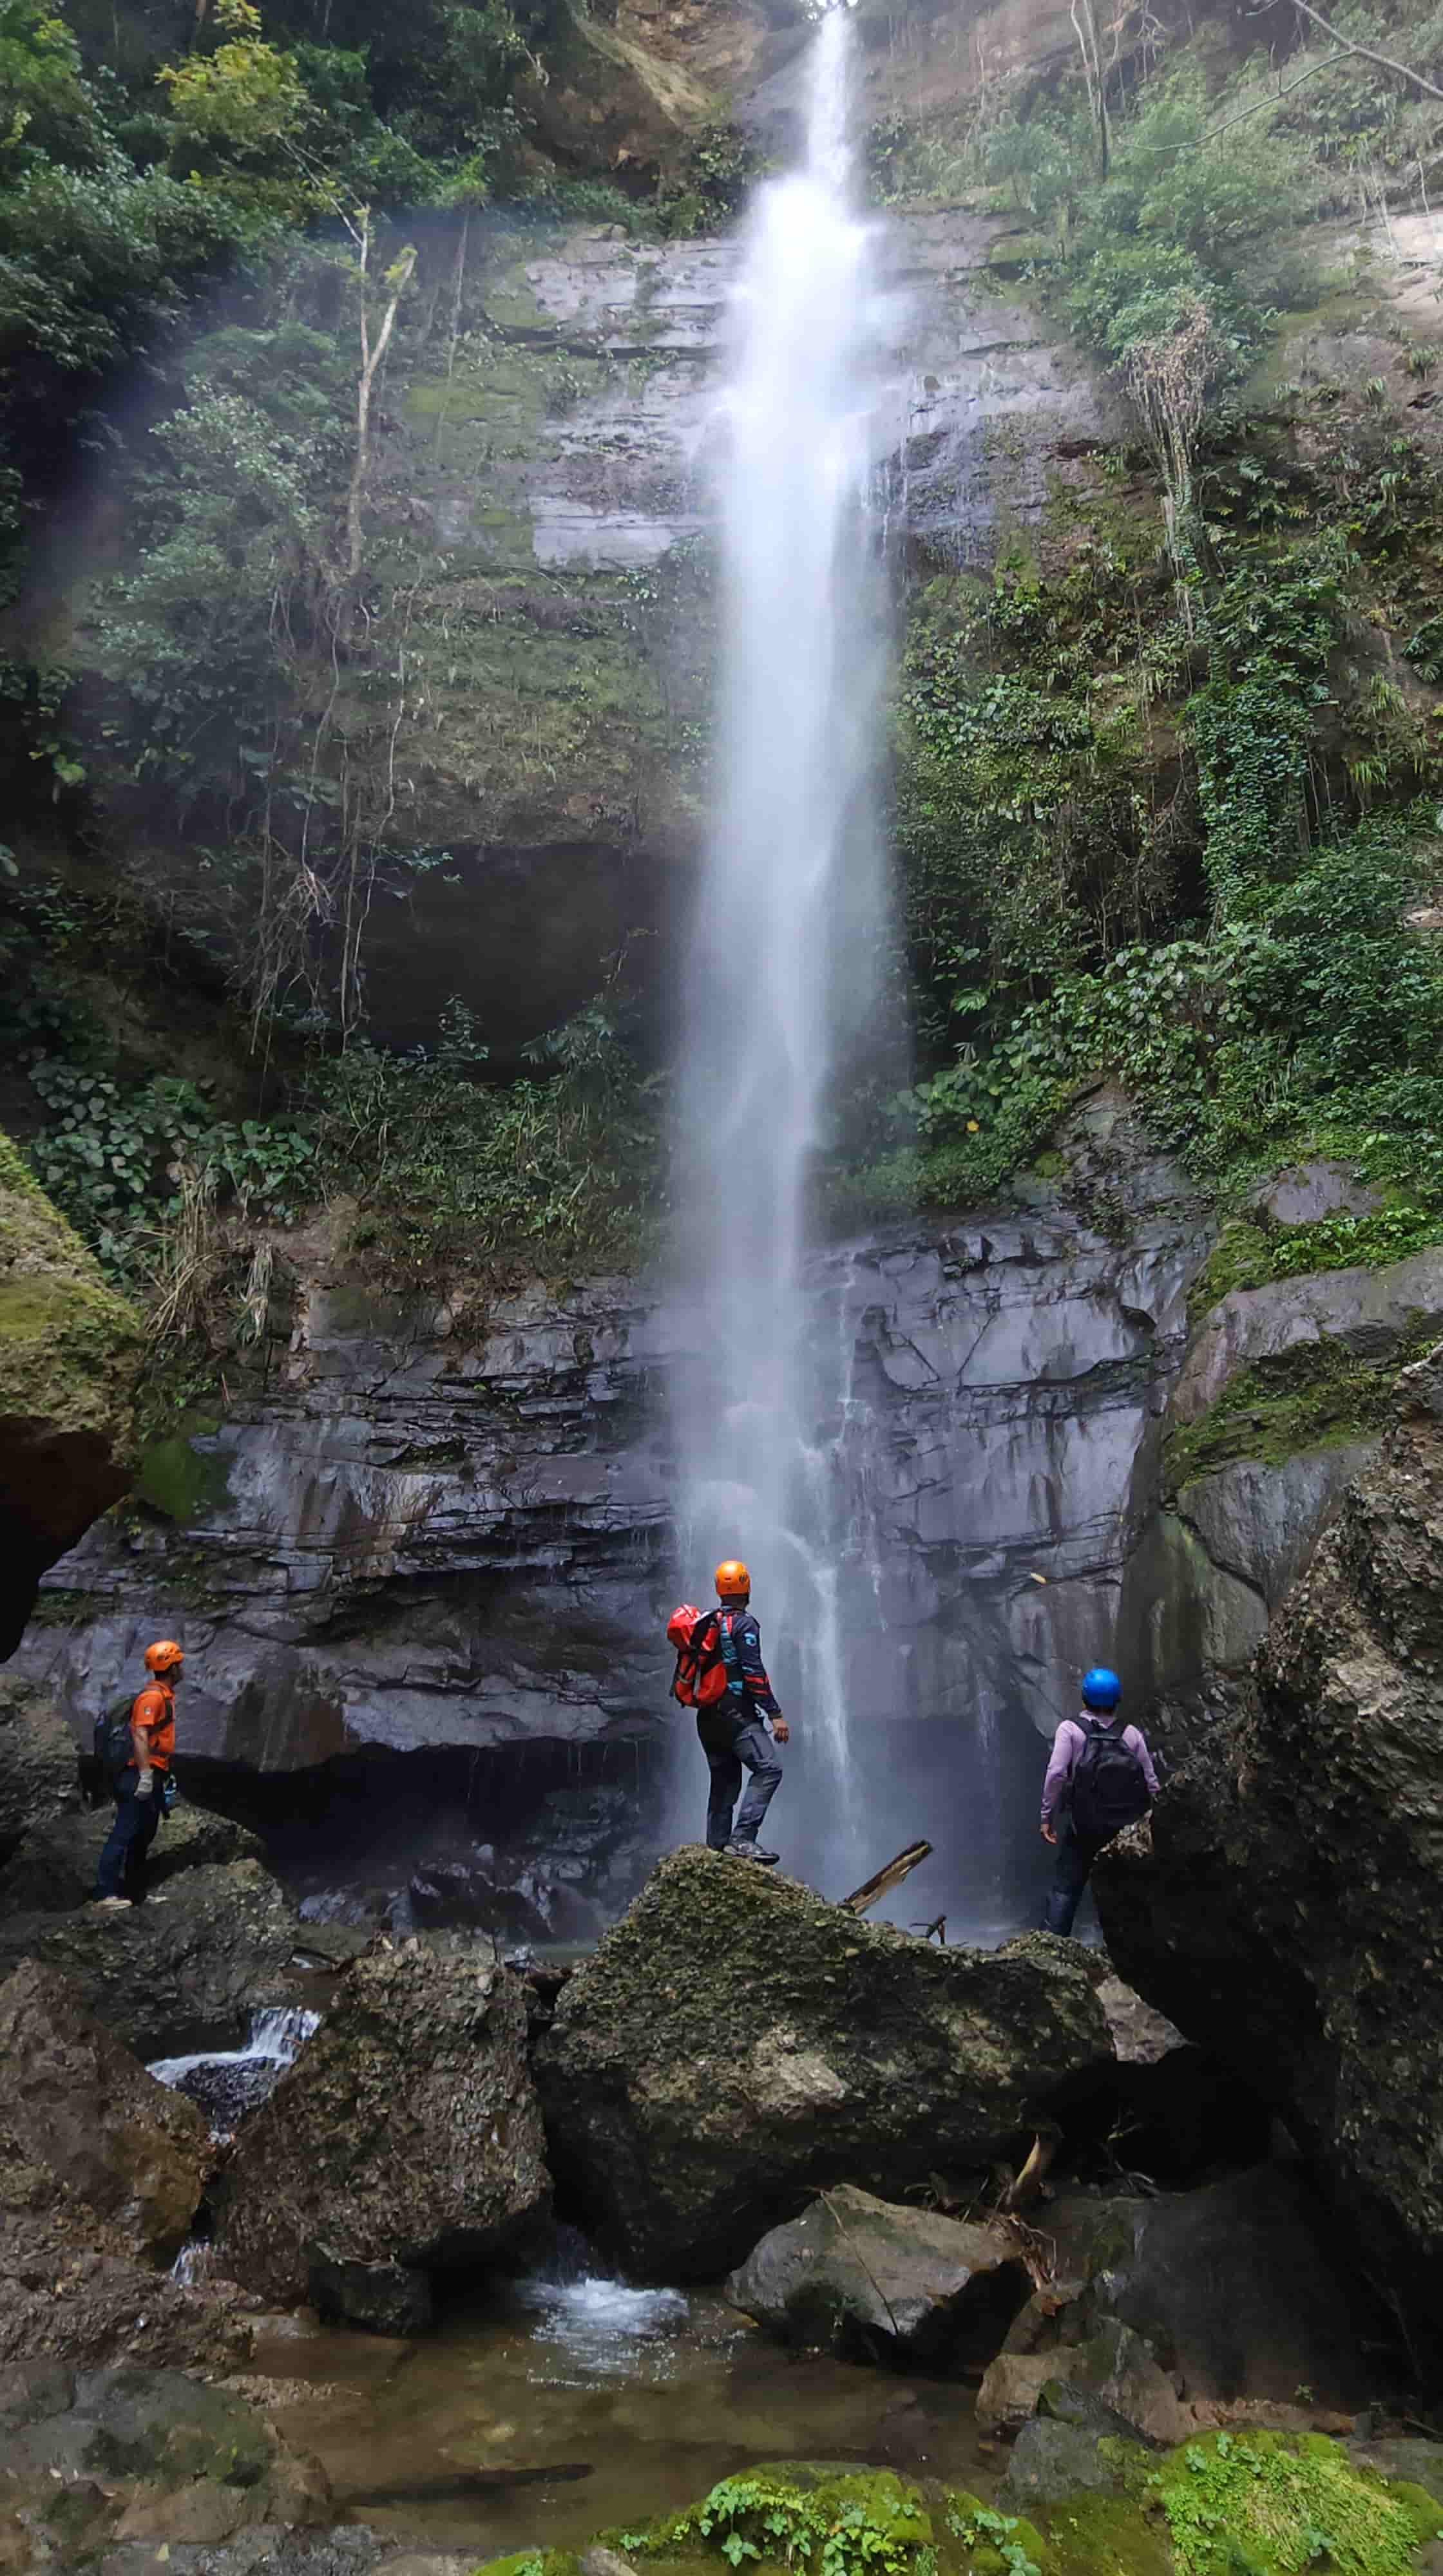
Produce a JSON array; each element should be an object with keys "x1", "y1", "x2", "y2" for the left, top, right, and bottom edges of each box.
[
  {"x1": 90, "y1": 1895, "x2": 131, "y2": 1911},
  {"x1": 723, "y1": 1841, "x2": 779, "y2": 1864}
]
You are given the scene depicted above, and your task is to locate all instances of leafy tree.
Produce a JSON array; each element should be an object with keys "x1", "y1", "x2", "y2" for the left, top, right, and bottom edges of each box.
[{"x1": 157, "y1": 0, "x2": 311, "y2": 197}]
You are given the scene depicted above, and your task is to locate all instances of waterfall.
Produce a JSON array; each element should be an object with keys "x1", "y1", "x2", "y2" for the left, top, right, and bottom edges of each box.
[{"x1": 671, "y1": 11, "x2": 894, "y2": 1888}]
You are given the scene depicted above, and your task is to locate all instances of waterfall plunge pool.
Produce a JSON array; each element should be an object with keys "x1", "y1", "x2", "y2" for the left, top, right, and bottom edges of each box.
[{"x1": 251, "y1": 2254, "x2": 999, "y2": 2556}]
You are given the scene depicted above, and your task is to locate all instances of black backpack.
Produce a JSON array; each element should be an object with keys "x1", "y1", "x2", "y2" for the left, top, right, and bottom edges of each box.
[
  {"x1": 92, "y1": 1695, "x2": 138, "y2": 1785},
  {"x1": 1070, "y1": 1716, "x2": 1151, "y2": 1842}
]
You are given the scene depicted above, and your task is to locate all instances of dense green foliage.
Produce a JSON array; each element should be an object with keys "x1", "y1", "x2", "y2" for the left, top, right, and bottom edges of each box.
[{"x1": 10, "y1": 0, "x2": 1443, "y2": 1379}]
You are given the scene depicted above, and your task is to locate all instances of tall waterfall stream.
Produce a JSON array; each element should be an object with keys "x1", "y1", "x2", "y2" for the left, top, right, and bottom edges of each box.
[{"x1": 671, "y1": 11, "x2": 895, "y2": 1889}]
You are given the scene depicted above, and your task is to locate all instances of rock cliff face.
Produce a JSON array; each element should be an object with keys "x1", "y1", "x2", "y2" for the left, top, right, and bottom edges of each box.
[
  {"x1": 1095, "y1": 1344, "x2": 1443, "y2": 2345},
  {"x1": 66, "y1": 192, "x2": 1122, "y2": 1060},
  {"x1": 15, "y1": 1090, "x2": 1419, "y2": 1929},
  {"x1": 17, "y1": 1090, "x2": 1218, "y2": 1925}
]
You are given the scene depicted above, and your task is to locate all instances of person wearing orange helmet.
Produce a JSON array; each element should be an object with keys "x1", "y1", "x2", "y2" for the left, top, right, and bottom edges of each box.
[
  {"x1": 93, "y1": 1639, "x2": 185, "y2": 1908},
  {"x1": 700, "y1": 1560, "x2": 790, "y2": 1864}
]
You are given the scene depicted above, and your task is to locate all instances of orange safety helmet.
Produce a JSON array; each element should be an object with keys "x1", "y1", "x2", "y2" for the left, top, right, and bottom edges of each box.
[
  {"x1": 714, "y1": 1560, "x2": 750, "y2": 1599},
  {"x1": 144, "y1": 1639, "x2": 185, "y2": 1676}
]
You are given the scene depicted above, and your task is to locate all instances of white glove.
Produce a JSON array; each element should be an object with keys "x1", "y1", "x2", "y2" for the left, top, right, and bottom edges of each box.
[{"x1": 133, "y1": 1772, "x2": 154, "y2": 1800}]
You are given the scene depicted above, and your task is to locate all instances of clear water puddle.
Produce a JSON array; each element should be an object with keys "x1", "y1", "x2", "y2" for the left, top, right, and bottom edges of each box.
[{"x1": 256, "y1": 2265, "x2": 997, "y2": 2555}]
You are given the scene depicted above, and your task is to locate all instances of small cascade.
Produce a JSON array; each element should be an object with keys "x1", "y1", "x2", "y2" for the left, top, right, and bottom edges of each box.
[
  {"x1": 511, "y1": 2227, "x2": 693, "y2": 2383},
  {"x1": 149, "y1": 2004, "x2": 321, "y2": 2138},
  {"x1": 169, "y1": 2238, "x2": 219, "y2": 2289}
]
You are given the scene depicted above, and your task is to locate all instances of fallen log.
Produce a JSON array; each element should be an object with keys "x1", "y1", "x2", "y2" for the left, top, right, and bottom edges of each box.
[{"x1": 839, "y1": 1840, "x2": 933, "y2": 1917}]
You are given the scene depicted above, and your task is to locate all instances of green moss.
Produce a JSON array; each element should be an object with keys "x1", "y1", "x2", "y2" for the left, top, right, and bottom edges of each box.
[
  {"x1": 472, "y1": 2445, "x2": 1443, "y2": 2576},
  {"x1": 1033, "y1": 2489, "x2": 1172, "y2": 2576},
  {"x1": 134, "y1": 1430, "x2": 230, "y2": 1525},
  {"x1": 1191, "y1": 1206, "x2": 1443, "y2": 1321},
  {"x1": 0, "y1": 1124, "x2": 142, "y2": 1439},
  {"x1": 1166, "y1": 1327, "x2": 1440, "y2": 1488},
  {"x1": 1154, "y1": 2430, "x2": 1437, "y2": 2576}
]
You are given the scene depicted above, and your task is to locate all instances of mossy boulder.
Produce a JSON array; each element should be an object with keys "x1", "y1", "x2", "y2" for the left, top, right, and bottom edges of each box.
[
  {"x1": 0, "y1": 1129, "x2": 141, "y2": 1656},
  {"x1": 533, "y1": 1848, "x2": 1114, "y2": 2279},
  {"x1": 0, "y1": 1795, "x2": 265, "y2": 1918},
  {"x1": 216, "y1": 1930, "x2": 549, "y2": 2326},
  {"x1": 0, "y1": 1856, "x2": 300, "y2": 2060}
]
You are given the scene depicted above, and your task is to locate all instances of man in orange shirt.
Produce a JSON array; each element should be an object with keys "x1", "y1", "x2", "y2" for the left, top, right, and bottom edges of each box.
[{"x1": 93, "y1": 1639, "x2": 184, "y2": 1908}]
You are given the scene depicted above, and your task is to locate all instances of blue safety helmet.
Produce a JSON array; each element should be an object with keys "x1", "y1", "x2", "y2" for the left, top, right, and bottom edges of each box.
[{"x1": 1081, "y1": 1665, "x2": 1122, "y2": 1712}]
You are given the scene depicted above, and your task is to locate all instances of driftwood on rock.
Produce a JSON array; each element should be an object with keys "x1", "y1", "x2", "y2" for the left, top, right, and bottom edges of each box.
[
  {"x1": 839, "y1": 1841, "x2": 932, "y2": 1917},
  {"x1": 997, "y1": 2120, "x2": 1063, "y2": 2214}
]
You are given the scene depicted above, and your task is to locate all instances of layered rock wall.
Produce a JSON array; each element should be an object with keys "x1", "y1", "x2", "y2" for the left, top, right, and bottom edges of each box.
[{"x1": 1096, "y1": 1343, "x2": 1443, "y2": 2338}]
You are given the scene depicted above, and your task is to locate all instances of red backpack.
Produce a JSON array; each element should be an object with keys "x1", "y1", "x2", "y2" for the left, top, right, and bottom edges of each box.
[{"x1": 667, "y1": 1604, "x2": 729, "y2": 1708}]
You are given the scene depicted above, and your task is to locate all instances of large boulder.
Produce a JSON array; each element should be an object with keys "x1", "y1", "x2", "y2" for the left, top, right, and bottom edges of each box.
[
  {"x1": 727, "y1": 2184, "x2": 1030, "y2": 2366},
  {"x1": 216, "y1": 1932, "x2": 549, "y2": 2328},
  {"x1": 0, "y1": 1858, "x2": 301, "y2": 2060},
  {"x1": 0, "y1": 1963, "x2": 247, "y2": 2375},
  {"x1": 0, "y1": 1796, "x2": 265, "y2": 1918},
  {"x1": 0, "y1": 1129, "x2": 140, "y2": 1657},
  {"x1": 1053, "y1": 2166, "x2": 1378, "y2": 2409},
  {"x1": 1095, "y1": 1343, "x2": 1443, "y2": 2343},
  {"x1": 0, "y1": 2212, "x2": 248, "y2": 2372},
  {"x1": 0, "y1": 1960, "x2": 207, "y2": 2259},
  {"x1": 533, "y1": 1847, "x2": 1114, "y2": 2279}
]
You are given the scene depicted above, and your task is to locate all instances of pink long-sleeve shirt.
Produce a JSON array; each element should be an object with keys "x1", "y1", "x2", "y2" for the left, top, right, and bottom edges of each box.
[{"x1": 1041, "y1": 1716, "x2": 1160, "y2": 1830}]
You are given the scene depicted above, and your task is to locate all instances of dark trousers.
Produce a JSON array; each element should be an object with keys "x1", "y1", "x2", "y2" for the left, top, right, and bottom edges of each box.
[
  {"x1": 701, "y1": 1716, "x2": 783, "y2": 1848},
  {"x1": 95, "y1": 1772, "x2": 162, "y2": 1900},
  {"x1": 1044, "y1": 1824, "x2": 1104, "y2": 1937}
]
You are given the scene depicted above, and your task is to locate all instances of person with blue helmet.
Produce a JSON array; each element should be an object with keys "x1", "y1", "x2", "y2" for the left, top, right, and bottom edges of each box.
[{"x1": 1040, "y1": 1665, "x2": 1159, "y2": 1937}]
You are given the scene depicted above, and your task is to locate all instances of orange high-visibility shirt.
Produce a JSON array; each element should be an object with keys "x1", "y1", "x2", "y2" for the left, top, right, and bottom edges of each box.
[{"x1": 130, "y1": 1681, "x2": 175, "y2": 1770}]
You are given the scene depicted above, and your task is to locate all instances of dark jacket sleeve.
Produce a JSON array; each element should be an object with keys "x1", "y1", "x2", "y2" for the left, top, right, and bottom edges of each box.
[{"x1": 724, "y1": 1611, "x2": 781, "y2": 1718}]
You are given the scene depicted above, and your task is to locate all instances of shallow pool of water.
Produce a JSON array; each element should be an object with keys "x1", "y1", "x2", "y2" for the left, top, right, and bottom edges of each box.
[{"x1": 256, "y1": 2261, "x2": 999, "y2": 2557}]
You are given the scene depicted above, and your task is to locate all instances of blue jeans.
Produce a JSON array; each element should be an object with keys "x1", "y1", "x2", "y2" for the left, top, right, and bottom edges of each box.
[
  {"x1": 95, "y1": 1772, "x2": 162, "y2": 1900},
  {"x1": 701, "y1": 1716, "x2": 783, "y2": 1848},
  {"x1": 1043, "y1": 1824, "x2": 1104, "y2": 1936}
]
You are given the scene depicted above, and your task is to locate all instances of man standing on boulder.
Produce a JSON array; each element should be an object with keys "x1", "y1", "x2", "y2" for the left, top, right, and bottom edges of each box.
[
  {"x1": 1040, "y1": 1666, "x2": 1158, "y2": 1937},
  {"x1": 92, "y1": 1639, "x2": 184, "y2": 1909},
  {"x1": 700, "y1": 1560, "x2": 790, "y2": 1864}
]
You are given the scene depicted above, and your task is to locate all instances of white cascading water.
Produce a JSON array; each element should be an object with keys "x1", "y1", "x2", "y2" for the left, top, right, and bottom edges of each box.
[{"x1": 673, "y1": 10, "x2": 893, "y2": 1888}]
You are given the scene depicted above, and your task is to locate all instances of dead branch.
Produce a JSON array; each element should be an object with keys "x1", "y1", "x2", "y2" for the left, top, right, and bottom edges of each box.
[{"x1": 840, "y1": 1840, "x2": 933, "y2": 1916}]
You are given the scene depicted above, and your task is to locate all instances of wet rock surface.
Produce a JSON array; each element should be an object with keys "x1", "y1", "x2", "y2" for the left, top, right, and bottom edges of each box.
[
  {"x1": 727, "y1": 2184, "x2": 1030, "y2": 2365},
  {"x1": 0, "y1": 2003, "x2": 247, "y2": 2378},
  {"x1": 0, "y1": 2364, "x2": 329, "y2": 2571},
  {"x1": 533, "y1": 1847, "x2": 1114, "y2": 2278},
  {"x1": 1046, "y1": 2166, "x2": 1380, "y2": 2409},
  {"x1": 1096, "y1": 1342, "x2": 1443, "y2": 2346},
  {"x1": 978, "y1": 2310, "x2": 1190, "y2": 2445},
  {"x1": 217, "y1": 1933, "x2": 549, "y2": 2324},
  {"x1": 0, "y1": 1859, "x2": 302, "y2": 2061},
  {"x1": 0, "y1": 1961, "x2": 208, "y2": 2260},
  {"x1": 0, "y1": 1796, "x2": 267, "y2": 1917}
]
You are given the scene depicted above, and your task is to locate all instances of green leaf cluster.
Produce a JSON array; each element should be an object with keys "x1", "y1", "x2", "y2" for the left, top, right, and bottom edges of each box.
[{"x1": 24, "y1": 1058, "x2": 315, "y2": 1277}]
